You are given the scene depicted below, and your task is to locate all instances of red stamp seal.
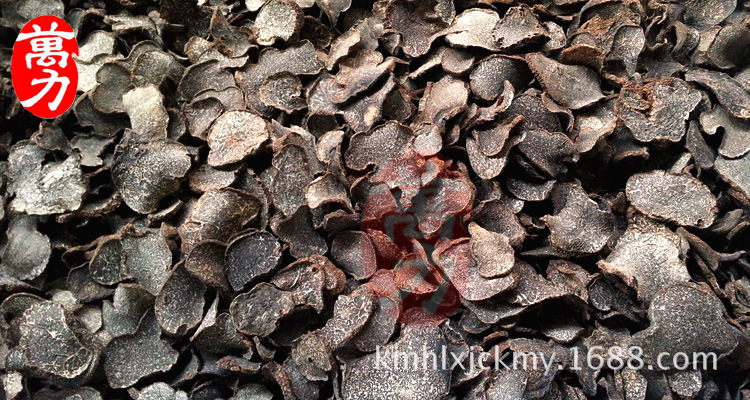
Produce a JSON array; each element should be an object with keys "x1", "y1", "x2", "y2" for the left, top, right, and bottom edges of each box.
[
  {"x1": 362, "y1": 152, "x2": 474, "y2": 326},
  {"x1": 12, "y1": 15, "x2": 79, "y2": 119}
]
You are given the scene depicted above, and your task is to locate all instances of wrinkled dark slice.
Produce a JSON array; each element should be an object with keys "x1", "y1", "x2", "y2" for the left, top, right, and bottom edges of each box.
[
  {"x1": 131, "y1": 50, "x2": 185, "y2": 88},
  {"x1": 626, "y1": 171, "x2": 717, "y2": 228},
  {"x1": 542, "y1": 182, "x2": 615, "y2": 254},
  {"x1": 470, "y1": 55, "x2": 531, "y2": 101},
  {"x1": 225, "y1": 231, "x2": 281, "y2": 291},
  {"x1": 350, "y1": 293, "x2": 398, "y2": 352},
  {"x1": 332, "y1": 57, "x2": 395, "y2": 104},
  {"x1": 306, "y1": 173, "x2": 351, "y2": 210},
  {"x1": 70, "y1": 135, "x2": 114, "y2": 168},
  {"x1": 7, "y1": 143, "x2": 87, "y2": 215},
  {"x1": 291, "y1": 331, "x2": 333, "y2": 381},
  {"x1": 468, "y1": 222, "x2": 514, "y2": 278},
  {"x1": 715, "y1": 152, "x2": 750, "y2": 205},
  {"x1": 526, "y1": 53, "x2": 604, "y2": 109},
  {"x1": 342, "y1": 326, "x2": 451, "y2": 400},
  {"x1": 598, "y1": 219, "x2": 689, "y2": 302},
  {"x1": 271, "y1": 205, "x2": 328, "y2": 258},
  {"x1": 192, "y1": 313, "x2": 249, "y2": 355},
  {"x1": 385, "y1": 0, "x2": 454, "y2": 58},
  {"x1": 254, "y1": 0, "x2": 303, "y2": 45},
  {"x1": 102, "y1": 284, "x2": 154, "y2": 338},
  {"x1": 269, "y1": 144, "x2": 314, "y2": 216},
  {"x1": 17, "y1": 302, "x2": 98, "y2": 380},
  {"x1": 104, "y1": 312, "x2": 179, "y2": 389},
  {"x1": 122, "y1": 85, "x2": 169, "y2": 139},
  {"x1": 271, "y1": 256, "x2": 341, "y2": 312},
  {"x1": 616, "y1": 78, "x2": 702, "y2": 142},
  {"x1": 701, "y1": 106, "x2": 750, "y2": 159},
  {"x1": 573, "y1": 98, "x2": 617, "y2": 152},
  {"x1": 331, "y1": 231, "x2": 375, "y2": 280},
  {"x1": 473, "y1": 199, "x2": 526, "y2": 246},
  {"x1": 230, "y1": 283, "x2": 295, "y2": 337},
  {"x1": 183, "y1": 97, "x2": 224, "y2": 140},
  {"x1": 418, "y1": 76, "x2": 468, "y2": 129},
  {"x1": 345, "y1": 121, "x2": 413, "y2": 171},
  {"x1": 259, "y1": 72, "x2": 306, "y2": 111},
  {"x1": 207, "y1": 111, "x2": 269, "y2": 167},
  {"x1": 112, "y1": 139, "x2": 191, "y2": 214},
  {"x1": 90, "y1": 62, "x2": 132, "y2": 114},
  {"x1": 155, "y1": 266, "x2": 207, "y2": 336},
  {"x1": 506, "y1": 178, "x2": 556, "y2": 202},
  {"x1": 686, "y1": 69, "x2": 750, "y2": 120},
  {"x1": 178, "y1": 60, "x2": 236, "y2": 101},
  {"x1": 443, "y1": 8, "x2": 500, "y2": 50},
  {"x1": 466, "y1": 136, "x2": 511, "y2": 180},
  {"x1": 491, "y1": 5, "x2": 549, "y2": 52},
  {"x1": 441, "y1": 48, "x2": 474, "y2": 75},
  {"x1": 517, "y1": 130, "x2": 578, "y2": 177},
  {"x1": 682, "y1": 0, "x2": 736, "y2": 30},
  {"x1": 188, "y1": 165, "x2": 238, "y2": 193},
  {"x1": 231, "y1": 384, "x2": 274, "y2": 400},
  {"x1": 320, "y1": 285, "x2": 376, "y2": 348},
  {"x1": 138, "y1": 382, "x2": 188, "y2": 400},
  {"x1": 73, "y1": 94, "x2": 130, "y2": 137},
  {"x1": 2, "y1": 214, "x2": 50, "y2": 281}
]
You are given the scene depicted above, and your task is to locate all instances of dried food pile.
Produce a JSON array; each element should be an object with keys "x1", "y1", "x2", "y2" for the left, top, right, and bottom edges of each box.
[{"x1": 1, "y1": 0, "x2": 750, "y2": 399}]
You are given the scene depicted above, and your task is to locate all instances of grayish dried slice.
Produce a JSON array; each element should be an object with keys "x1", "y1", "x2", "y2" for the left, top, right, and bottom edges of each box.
[
  {"x1": 184, "y1": 97, "x2": 224, "y2": 140},
  {"x1": 210, "y1": 9, "x2": 252, "y2": 59},
  {"x1": 715, "y1": 152, "x2": 750, "y2": 205},
  {"x1": 74, "y1": 94, "x2": 130, "y2": 137},
  {"x1": 316, "y1": 0, "x2": 351, "y2": 24},
  {"x1": 231, "y1": 384, "x2": 274, "y2": 400},
  {"x1": 506, "y1": 178, "x2": 556, "y2": 202},
  {"x1": 320, "y1": 285, "x2": 376, "y2": 348},
  {"x1": 632, "y1": 283, "x2": 738, "y2": 367},
  {"x1": 598, "y1": 219, "x2": 689, "y2": 302},
  {"x1": 682, "y1": 0, "x2": 736, "y2": 30},
  {"x1": 2, "y1": 215, "x2": 50, "y2": 281},
  {"x1": 332, "y1": 57, "x2": 395, "y2": 104},
  {"x1": 542, "y1": 182, "x2": 615, "y2": 254},
  {"x1": 466, "y1": 136, "x2": 510, "y2": 180},
  {"x1": 350, "y1": 292, "x2": 398, "y2": 352},
  {"x1": 385, "y1": 0, "x2": 454, "y2": 58},
  {"x1": 192, "y1": 313, "x2": 249, "y2": 355},
  {"x1": 185, "y1": 240, "x2": 230, "y2": 295},
  {"x1": 525, "y1": 53, "x2": 604, "y2": 109},
  {"x1": 155, "y1": 266, "x2": 207, "y2": 336},
  {"x1": 259, "y1": 72, "x2": 306, "y2": 112},
  {"x1": 104, "y1": 312, "x2": 179, "y2": 389},
  {"x1": 330, "y1": 231, "x2": 374, "y2": 280},
  {"x1": 188, "y1": 165, "x2": 238, "y2": 193},
  {"x1": 470, "y1": 55, "x2": 531, "y2": 101},
  {"x1": 271, "y1": 205, "x2": 328, "y2": 258},
  {"x1": 75, "y1": 30, "x2": 115, "y2": 63},
  {"x1": 441, "y1": 48, "x2": 474, "y2": 75},
  {"x1": 230, "y1": 283, "x2": 295, "y2": 337},
  {"x1": 131, "y1": 50, "x2": 185, "y2": 88},
  {"x1": 344, "y1": 121, "x2": 413, "y2": 171},
  {"x1": 491, "y1": 5, "x2": 549, "y2": 52},
  {"x1": 254, "y1": 0, "x2": 303, "y2": 45},
  {"x1": 112, "y1": 139, "x2": 191, "y2": 214},
  {"x1": 443, "y1": 8, "x2": 500, "y2": 50},
  {"x1": 686, "y1": 69, "x2": 750, "y2": 120},
  {"x1": 70, "y1": 135, "x2": 114, "y2": 168},
  {"x1": 306, "y1": 173, "x2": 351, "y2": 210},
  {"x1": 626, "y1": 171, "x2": 717, "y2": 228},
  {"x1": 701, "y1": 106, "x2": 750, "y2": 159},
  {"x1": 17, "y1": 302, "x2": 98, "y2": 380},
  {"x1": 418, "y1": 76, "x2": 468, "y2": 128},
  {"x1": 340, "y1": 74, "x2": 397, "y2": 132},
  {"x1": 291, "y1": 330, "x2": 333, "y2": 381},
  {"x1": 468, "y1": 223, "x2": 515, "y2": 278},
  {"x1": 237, "y1": 41, "x2": 321, "y2": 113},
  {"x1": 7, "y1": 143, "x2": 87, "y2": 215},
  {"x1": 90, "y1": 62, "x2": 132, "y2": 114},
  {"x1": 272, "y1": 256, "x2": 344, "y2": 312},
  {"x1": 178, "y1": 60, "x2": 236, "y2": 101},
  {"x1": 225, "y1": 231, "x2": 282, "y2": 291},
  {"x1": 138, "y1": 382, "x2": 188, "y2": 400},
  {"x1": 193, "y1": 86, "x2": 246, "y2": 111},
  {"x1": 617, "y1": 79, "x2": 702, "y2": 142},
  {"x1": 122, "y1": 85, "x2": 169, "y2": 139},
  {"x1": 178, "y1": 188, "x2": 262, "y2": 252},
  {"x1": 517, "y1": 130, "x2": 578, "y2": 177},
  {"x1": 102, "y1": 284, "x2": 154, "y2": 338},
  {"x1": 207, "y1": 111, "x2": 269, "y2": 167},
  {"x1": 342, "y1": 326, "x2": 451, "y2": 400}
]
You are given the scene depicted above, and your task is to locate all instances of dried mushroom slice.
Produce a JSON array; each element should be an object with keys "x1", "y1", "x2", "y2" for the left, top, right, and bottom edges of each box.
[
  {"x1": 344, "y1": 121, "x2": 413, "y2": 171},
  {"x1": 542, "y1": 182, "x2": 615, "y2": 254},
  {"x1": 468, "y1": 222, "x2": 514, "y2": 278},
  {"x1": 715, "y1": 152, "x2": 750, "y2": 205},
  {"x1": 701, "y1": 106, "x2": 750, "y2": 159},
  {"x1": 230, "y1": 282, "x2": 295, "y2": 337},
  {"x1": 179, "y1": 188, "x2": 262, "y2": 252},
  {"x1": 270, "y1": 205, "x2": 328, "y2": 258},
  {"x1": 254, "y1": 0, "x2": 303, "y2": 46},
  {"x1": 102, "y1": 284, "x2": 154, "y2": 338},
  {"x1": 385, "y1": 0, "x2": 455, "y2": 58},
  {"x1": 616, "y1": 78, "x2": 702, "y2": 142},
  {"x1": 259, "y1": 72, "x2": 306, "y2": 112},
  {"x1": 17, "y1": 302, "x2": 99, "y2": 381},
  {"x1": 626, "y1": 171, "x2": 717, "y2": 228},
  {"x1": 525, "y1": 53, "x2": 604, "y2": 109},
  {"x1": 319, "y1": 285, "x2": 376, "y2": 348},
  {"x1": 443, "y1": 8, "x2": 500, "y2": 51},
  {"x1": 178, "y1": 60, "x2": 236, "y2": 102},
  {"x1": 342, "y1": 326, "x2": 451, "y2": 400},
  {"x1": 686, "y1": 69, "x2": 750, "y2": 120},
  {"x1": 632, "y1": 283, "x2": 738, "y2": 367},
  {"x1": 112, "y1": 138, "x2": 191, "y2": 214},
  {"x1": 517, "y1": 130, "x2": 578, "y2": 177},
  {"x1": 7, "y1": 142, "x2": 87, "y2": 215},
  {"x1": 225, "y1": 231, "x2": 282, "y2": 291},
  {"x1": 491, "y1": 5, "x2": 549, "y2": 52},
  {"x1": 138, "y1": 382, "x2": 188, "y2": 400},
  {"x1": 682, "y1": 0, "x2": 736, "y2": 30},
  {"x1": 207, "y1": 111, "x2": 269, "y2": 167},
  {"x1": 155, "y1": 266, "x2": 207, "y2": 336},
  {"x1": 122, "y1": 85, "x2": 169, "y2": 139},
  {"x1": 470, "y1": 55, "x2": 531, "y2": 101},
  {"x1": 2, "y1": 214, "x2": 50, "y2": 281},
  {"x1": 104, "y1": 312, "x2": 179, "y2": 389},
  {"x1": 598, "y1": 219, "x2": 690, "y2": 302}
]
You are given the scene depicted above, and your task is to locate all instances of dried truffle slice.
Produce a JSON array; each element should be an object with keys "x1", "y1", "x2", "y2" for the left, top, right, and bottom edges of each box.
[
  {"x1": 418, "y1": 76, "x2": 468, "y2": 129},
  {"x1": 207, "y1": 111, "x2": 269, "y2": 167},
  {"x1": 320, "y1": 285, "x2": 376, "y2": 348},
  {"x1": 178, "y1": 60, "x2": 236, "y2": 102},
  {"x1": 470, "y1": 55, "x2": 531, "y2": 101},
  {"x1": 385, "y1": 0, "x2": 455, "y2": 58},
  {"x1": 686, "y1": 69, "x2": 750, "y2": 120},
  {"x1": 183, "y1": 97, "x2": 224, "y2": 140},
  {"x1": 715, "y1": 152, "x2": 750, "y2": 205},
  {"x1": 179, "y1": 188, "x2": 262, "y2": 252},
  {"x1": 468, "y1": 223, "x2": 514, "y2": 278},
  {"x1": 7, "y1": 143, "x2": 87, "y2": 215},
  {"x1": 598, "y1": 219, "x2": 689, "y2": 302},
  {"x1": 17, "y1": 302, "x2": 98, "y2": 380},
  {"x1": 701, "y1": 106, "x2": 750, "y2": 159},
  {"x1": 443, "y1": 8, "x2": 500, "y2": 50},
  {"x1": 344, "y1": 121, "x2": 413, "y2": 171},
  {"x1": 517, "y1": 130, "x2": 578, "y2": 177},
  {"x1": 542, "y1": 182, "x2": 615, "y2": 254},
  {"x1": 138, "y1": 382, "x2": 188, "y2": 400},
  {"x1": 104, "y1": 312, "x2": 179, "y2": 389},
  {"x1": 616, "y1": 79, "x2": 702, "y2": 142},
  {"x1": 102, "y1": 284, "x2": 154, "y2": 338},
  {"x1": 491, "y1": 5, "x2": 549, "y2": 52},
  {"x1": 231, "y1": 384, "x2": 274, "y2": 400},
  {"x1": 122, "y1": 85, "x2": 169, "y2": 139},
  {"x1": 330, "y1": 231, "x2": 374, "y2": 280},
  {"x1": 682, "y1": 0, "x2": 736, "y2": 30},
  {"x1": 225, "y1": 231, "x2": 282, "y2": 291},
  {"x1": 2, "y1": 215, "x2": 50, "y2": 281},
  {"x1": 525, "y1": 53, "x2": 604, "y2": 109},
  {"x1": 259, "y1": 72, "x2": 306, "y2": 112},
  {"x1": 155, "y1": 266, "x2": 207, "y2": 336},
  {"x1": 350, "y1": 293, "x2": 398, "y2": 352},
  {"x1": 316, "y1": 0, "x2": 351, "y2": 24},
  {"x1": 112, "y1": 139, "x2": 191, "y2": 214},
  {"x1": 632, "y1": 283, "x2": 738, "y2": 367},
  {"x1": 254, "y1": 0, "x2": 303, "y2": 45},
  {"x1": 188, "y1": 165, "x2": 238, "y2": 193},
  {"x1": 626, "y1": 171, "x2": 717, "y2": 228},
  {"x1": 230, "y1": 283, "x2": 294, "y2": 337},
  {"x1": 342, "y1": 326, "x2": 451, "y2": 400},
  {"x1": 270, "y1": 206, "x2": 328, "y2": 258}
]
